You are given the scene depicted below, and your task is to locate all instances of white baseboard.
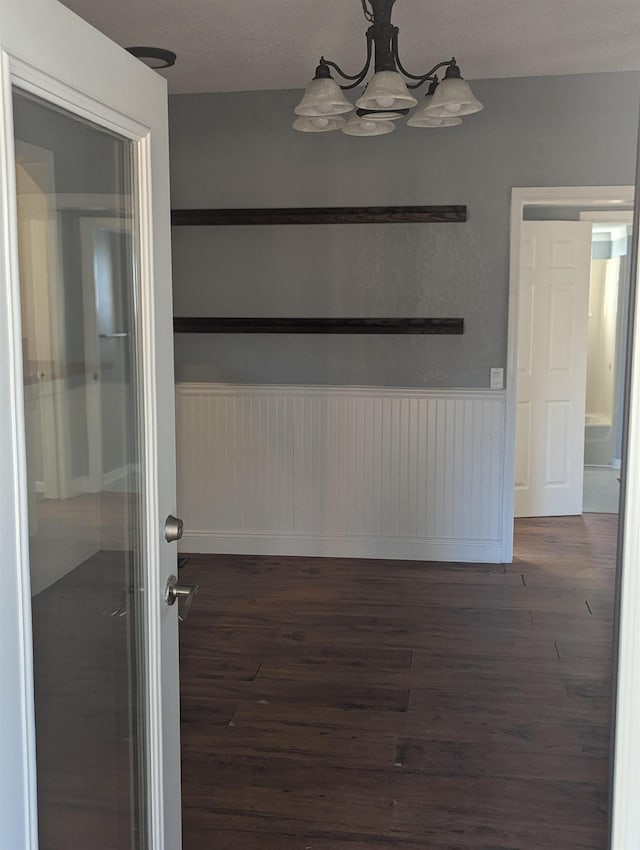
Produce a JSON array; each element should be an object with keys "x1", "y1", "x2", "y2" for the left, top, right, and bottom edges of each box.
[{"x1": 179, "y1": 531, "x2": 502, "y2": 564}]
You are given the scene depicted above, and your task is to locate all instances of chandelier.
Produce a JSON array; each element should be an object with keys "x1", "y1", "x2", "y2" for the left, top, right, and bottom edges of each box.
[{"x1": 293, "y1": 0, "x2": 483, "y2": 136}]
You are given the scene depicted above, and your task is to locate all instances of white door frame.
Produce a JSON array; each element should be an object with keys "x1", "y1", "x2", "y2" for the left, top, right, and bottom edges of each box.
[
  {"x1": 611, "y1": 132, "x2": 640, "y2": 848},
  {"x1": 0, "y1": 4, "x2": 180, "y2": 848},
  {"x1": 501, "y1": 186, "x2": 635, "y2": 561}
]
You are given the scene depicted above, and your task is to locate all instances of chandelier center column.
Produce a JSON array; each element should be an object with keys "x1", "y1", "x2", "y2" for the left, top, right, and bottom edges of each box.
[{"x1": 368, "y1": 0, "x2": 399, "y2": 71}]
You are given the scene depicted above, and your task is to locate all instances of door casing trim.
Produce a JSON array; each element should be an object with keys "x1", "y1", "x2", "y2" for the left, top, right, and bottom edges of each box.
[{"x1": 501, "y1": 185, "x2": 635, "y2": 562}]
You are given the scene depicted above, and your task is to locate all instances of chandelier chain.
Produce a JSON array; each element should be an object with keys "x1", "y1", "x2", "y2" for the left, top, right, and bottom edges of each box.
[{"x1": 360, "y1": 0, "x2": 374, "y2": 23}]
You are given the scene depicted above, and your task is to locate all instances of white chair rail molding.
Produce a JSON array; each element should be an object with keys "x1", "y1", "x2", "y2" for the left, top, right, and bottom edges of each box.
[{"x1": 175, "y1": 382, "x2": 506, "y2": 562}]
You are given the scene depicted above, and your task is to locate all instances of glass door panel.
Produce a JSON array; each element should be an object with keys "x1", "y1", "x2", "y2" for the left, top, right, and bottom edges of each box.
[{"x1": 13, "y1": 89, "x2": 145, "y2": 849}]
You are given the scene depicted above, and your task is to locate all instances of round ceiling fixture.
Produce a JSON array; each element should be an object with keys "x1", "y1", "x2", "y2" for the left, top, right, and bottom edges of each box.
[{"x1": 126, "y1": 47, "x2": 176, "y2": 70}]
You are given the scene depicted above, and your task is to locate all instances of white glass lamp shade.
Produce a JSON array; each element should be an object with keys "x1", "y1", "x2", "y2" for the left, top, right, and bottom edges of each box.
[
  {"x1": 407, "y1": 114, "x2": 462, "y2": 128},
  {"x1": 423, "y1": 76, "x2": 483, "y2": 118},
  {"x1": 294, "y1": 77, "x2": 354, "y2": 117},
  {"x1": 407, "y1": 96, "x2": 462, "y2": 127},
  {"x1": 355, "y1": 71, "x2": 418, "y2": 112},
  {"x1": 357, "y1": 110, "x2": 404, "y2": 122},
  {"x1": 342, "y1": 115, "x2": 396, "y2": 136},
  {"x1": 293, "y1": 115, "x2": 346, "y2": 133}
]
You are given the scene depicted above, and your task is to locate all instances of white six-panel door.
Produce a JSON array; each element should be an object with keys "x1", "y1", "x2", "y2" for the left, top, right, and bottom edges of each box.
[{"x1": 515, "y1": 220, "x2": 593, "y2": 517}]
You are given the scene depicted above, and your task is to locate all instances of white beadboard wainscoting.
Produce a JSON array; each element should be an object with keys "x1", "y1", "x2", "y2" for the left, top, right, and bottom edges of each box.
[{"x1": 176, "y1": 383, "x2": 506, "y2": 562}]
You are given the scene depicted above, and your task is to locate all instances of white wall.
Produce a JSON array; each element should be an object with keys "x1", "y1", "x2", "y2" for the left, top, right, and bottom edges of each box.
[
  {"x1": 587, "y1": 257, "x2": 620, "y2": 424},
  {"x1": 176, "y1": 383, "x2": 506, "y2": 562}
]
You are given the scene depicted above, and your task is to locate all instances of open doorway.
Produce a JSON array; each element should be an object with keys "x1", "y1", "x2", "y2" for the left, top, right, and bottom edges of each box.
[
  {"x1": 581, "y1": 212, "x2": 633, "y2": 513},
  {"x1": 512, "y1": 202, "x2": 633, "y2": 519},
  {"x1": 504, "y1": 186, "x2": 635, "y2": 538}
]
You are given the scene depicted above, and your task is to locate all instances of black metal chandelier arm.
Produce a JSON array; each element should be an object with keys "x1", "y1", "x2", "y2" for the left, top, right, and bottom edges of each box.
[
  {"x1": 320, "y1": 56, "x2": 369, "y2": 82},
  {"x1": 340, "y1": 65, "x2": 373, "y2": 90},
  {"x1": 394, "y1": 52, "x2": 454, "y2": 83},
  {"x1": 320, "y1": 50, "x2": 372, "y2": 91},
  {"x1": 319, "y1": 32, "x2": 373, "y2": 90},
  {"x1": 397, "y1": 57, "x2": 455, "y2": 89},
  {"x1": 405, "y1": 76, "x2": 439, "y2": 90},
  {"x1": 392, "y1": 37, "x2": 455, "y2": 87}
]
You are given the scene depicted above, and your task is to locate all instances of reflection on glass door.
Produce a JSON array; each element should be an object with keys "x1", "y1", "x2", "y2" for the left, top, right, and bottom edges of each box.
[{"x1": 14, "y1": 89, "x2": 146, "y2": 848}]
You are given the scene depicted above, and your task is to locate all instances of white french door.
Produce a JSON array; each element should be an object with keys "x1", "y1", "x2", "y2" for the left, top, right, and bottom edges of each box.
[{"x1": 0, "y1": 2, "x2": 181, "y2": 849}]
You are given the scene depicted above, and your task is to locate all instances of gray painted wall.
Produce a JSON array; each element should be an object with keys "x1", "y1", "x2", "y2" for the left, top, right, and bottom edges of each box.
[
  {"x1": 592, "y1": 237, "x2": 631, "y2": 261},
  {"x1": 169, "y1": 71, "x2": 640, "y2": 388}
]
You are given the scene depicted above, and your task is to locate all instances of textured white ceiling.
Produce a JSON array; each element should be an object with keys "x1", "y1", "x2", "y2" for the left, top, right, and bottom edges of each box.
[{"x1": 60, "y1": 0, "x2": 640, "y2": 94}]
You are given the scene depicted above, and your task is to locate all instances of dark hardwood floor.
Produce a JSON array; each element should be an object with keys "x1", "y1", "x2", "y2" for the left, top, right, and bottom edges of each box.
[{"x1": 179, "y1": 513, "x2": 616, "y2": 850}]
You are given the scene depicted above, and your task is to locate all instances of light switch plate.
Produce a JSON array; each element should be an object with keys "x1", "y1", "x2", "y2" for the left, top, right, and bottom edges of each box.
[{"x1": 490, "y1": 367, "x2": 504, "y2": 389}]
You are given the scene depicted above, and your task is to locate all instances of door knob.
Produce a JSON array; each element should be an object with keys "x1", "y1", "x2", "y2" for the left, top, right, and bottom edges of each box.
[
  {"x1": 164, "y1": 514, "x2": 184, "y2": 543},
  {"x1": 164, "y1": 574, "x2": 199, "y2": 622}
]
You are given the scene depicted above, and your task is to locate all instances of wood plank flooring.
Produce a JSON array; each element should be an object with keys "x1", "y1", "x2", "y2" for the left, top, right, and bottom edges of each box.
[{"x1": 179, "y1": 514, "x2": 617, "y2": 850}]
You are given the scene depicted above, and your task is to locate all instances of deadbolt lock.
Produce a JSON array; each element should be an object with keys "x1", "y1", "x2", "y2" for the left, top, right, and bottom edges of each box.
[{"x1": 164, "y1": 514, "x2": 184, "y2": 543}]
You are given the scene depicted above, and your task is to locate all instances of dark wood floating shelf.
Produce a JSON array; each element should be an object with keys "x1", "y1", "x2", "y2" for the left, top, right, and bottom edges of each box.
[
  {"x1": 173, "y1": 317, "x2": 464, "y2": 335},
  {"x1": 171, "y1": 205, "x2": 467, "y2": 226}
]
